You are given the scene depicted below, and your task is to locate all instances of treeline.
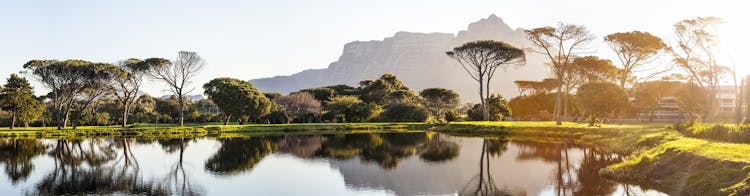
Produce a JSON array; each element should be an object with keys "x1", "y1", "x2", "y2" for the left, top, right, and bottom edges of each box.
[
  {"x1": 203, "y1": 73, "x2": 493, "y2": 125},
  {"x1": 3, "y1": 49, "x2": 509, "y2": 129},
  {"x1": 446, "y1": 16, "x2": 744, "y2": 125},
  {"x1": 0, "y1": 66, "x2": 498, "y2": 128}
]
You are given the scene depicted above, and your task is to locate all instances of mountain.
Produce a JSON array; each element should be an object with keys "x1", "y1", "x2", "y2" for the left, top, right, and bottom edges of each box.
[{"x1": 250, "y1": 14, "x2": 548, "y2": 102}]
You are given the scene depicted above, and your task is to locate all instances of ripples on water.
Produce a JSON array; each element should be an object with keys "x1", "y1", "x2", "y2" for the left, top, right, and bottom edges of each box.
[{"x1": 0, "y1": 132, "x2": 665, "y2": 195}]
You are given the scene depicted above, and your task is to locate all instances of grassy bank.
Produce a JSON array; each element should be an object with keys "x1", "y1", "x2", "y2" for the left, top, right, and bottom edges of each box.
[
  {"x1": 0, "y1": 123, "x2": 430, "y2": 139},
  {"x1": 601, "y1": 134, "x2": 750, "y2": 196}
]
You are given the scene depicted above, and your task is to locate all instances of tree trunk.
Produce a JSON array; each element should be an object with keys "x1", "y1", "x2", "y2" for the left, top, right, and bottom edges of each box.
[
  {"x1": 554, "y1": 86, "x2": 563, "y2": 125},
  {"x1": 706, "y1": 86, "x2": 717, "y2": 122},
  {"x1": 563, "y1": 95, "x2": 569, "y2": 121},
  {"x1": 10, "y1": 110, "x2": 16, "y2": 129},
  {"x1": 224, "y1": 114, "x2": 231, "y2": 126},
  {"x1": 122, "y1": 104, "x2": 129, "y2": 128},
  {"x1": 64, "y1": 107, "x2": 71, "y2": 129},
  {"x1": 485, "y1": 79, "x2": 492, "y2": 121},
  {"x1": 479, "y1": 77, "x2": 488, "y2": 121},
  {"x1": 589, "y1": 115, "x2": 596, "y2": 126},
  {"x1": 55, "y1": 107, "x2": 63, "y2": 130},
  {"x1": 178, "y1": 94, "x2": 185, "y2": 126}
]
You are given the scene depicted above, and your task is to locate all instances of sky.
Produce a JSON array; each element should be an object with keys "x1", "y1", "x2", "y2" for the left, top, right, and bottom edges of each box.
[{"x1": 1, "y1": 0, "x2": 748, "y2": 96}]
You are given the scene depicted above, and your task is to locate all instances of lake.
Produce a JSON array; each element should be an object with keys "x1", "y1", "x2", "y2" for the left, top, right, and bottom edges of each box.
[{"x1": 0, "y1": 132, "x2": 665, "y2": 195}]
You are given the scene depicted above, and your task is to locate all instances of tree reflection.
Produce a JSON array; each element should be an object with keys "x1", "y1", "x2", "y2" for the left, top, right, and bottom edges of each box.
[
  {"x1": 460, "y1": 138, "x2": 512, "y2": 196},
  {"x1": 205, "y1": 137, "x2": 278, "y2": 175},
  {"x1": 514, "y1": 141, "x2": 631, "y2": 196},
  {"x1": 163, "y1": 137, "x2": 202, "y2": 195},
  {"x1": 314, "y1": 133, "x2": 435, "y2": 169},
  {"x1": 0, "y1": 139, "x2": 47, "y2": 184},
  {"x1": 27, "y1": 138, "x2": 200, "y2": 195},
  {"x1": 419, "y1": 134, "x2": 460, "y2": 162}
]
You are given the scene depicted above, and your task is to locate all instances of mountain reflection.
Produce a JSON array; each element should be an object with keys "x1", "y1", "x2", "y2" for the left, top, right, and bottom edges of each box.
[{"x1": 0, "y1": 133, "x2": 657, "y2": 195}]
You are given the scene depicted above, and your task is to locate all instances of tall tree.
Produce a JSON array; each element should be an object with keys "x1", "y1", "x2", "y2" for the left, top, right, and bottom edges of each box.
[
  {"x1": 17, "y1": 97, "x2": 45, "y2": 127},
  {"x1": 23, "y1": 60, "x2": 111, "y2": 129},
  {"x1": 670, "y1": 17, "x2": 725, "y2": 122},
  {"x1": 419, "y1": 88, "x2": 460, "y2": 121},
  {"x1": 203, "y1": 78, "x2": 272, "y2": 125},
  {"x1": 604, "y1": 31, "x2": 668, "y2": 87},
  {"x1": 562, "y1": 56, "x2": 619, "y2": 119},
  {"x1": 446, "y1": 40, "x2": 526, "y2": 121},
  {"x1": 70, "y1": 63, "x2": 117, "y2": 129},
  {"x1": 1, "y1": 74, "x2": 36, "y2": 129},
  {"x1": 111, "y1": 58, "x2": 167, "y2": 127},
  {"x1": 525, "y1": 23, "x2": 594, "y2": 125},
  {"x1": 148, "y1": 51, "x2": 204, "y2": 126}
]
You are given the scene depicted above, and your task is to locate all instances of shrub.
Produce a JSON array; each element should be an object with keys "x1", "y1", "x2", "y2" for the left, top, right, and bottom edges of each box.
[
  {"x1": 377, "y1": 103, "x2": 429, "y2": 122},
  {"x1": 673, "y1": 122, "x2": 750, "y2": 143}
]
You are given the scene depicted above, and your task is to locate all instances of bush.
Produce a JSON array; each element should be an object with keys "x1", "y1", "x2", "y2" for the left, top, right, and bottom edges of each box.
[
  {"x1": 673, "y1": 122, "x2": 750, "y2": 143},
  {"x1": 444, "y1": 110, "x2": 460, "y2": 122},
  {"x1": 467, "y1": 94, "x2": 510, "y2": 121},
  {"x1": 377, "y1": 103, "x2": 429, "y2": 122}
]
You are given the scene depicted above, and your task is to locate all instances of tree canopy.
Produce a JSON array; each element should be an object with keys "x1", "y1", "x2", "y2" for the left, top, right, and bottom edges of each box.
[
  {"x1": 419, "y1": 88, "x2": 460, "y2": 121},
  {"x1": 576, "y1": 81, "x2": 629, "y2": 126},
  {"x1": 203, "y1": 78, "x2": 272, "y2": 125}
]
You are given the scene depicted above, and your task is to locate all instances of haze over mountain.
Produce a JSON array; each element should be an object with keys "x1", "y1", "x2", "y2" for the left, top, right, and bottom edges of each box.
[{"x1": 251, "y1": 15, "x2": 547, "y2": 102}]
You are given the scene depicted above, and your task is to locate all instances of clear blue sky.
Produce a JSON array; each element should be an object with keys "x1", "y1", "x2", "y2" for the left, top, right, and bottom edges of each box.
[{"x1": 1, "y1": 0, "x2": 747, "y2": 96}]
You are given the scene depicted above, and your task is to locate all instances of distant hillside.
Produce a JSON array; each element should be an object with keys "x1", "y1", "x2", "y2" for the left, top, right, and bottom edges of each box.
[
  {"x1": 251, "y1": 14, "x2": 548, "y2": 102},
  {"x1": 160, "y1": 94, "x2": 205, "y2": 102}
]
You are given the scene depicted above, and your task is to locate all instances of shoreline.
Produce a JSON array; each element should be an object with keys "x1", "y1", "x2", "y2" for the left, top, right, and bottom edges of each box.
[{"x1": 2, "y1": 121, "x2": 749, "y2": 195}]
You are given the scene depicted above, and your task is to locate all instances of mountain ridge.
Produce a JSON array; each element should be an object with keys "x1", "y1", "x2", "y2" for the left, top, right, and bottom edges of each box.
[{"x1": 251, "y1": 15, "x2": 548, "y2": 102}]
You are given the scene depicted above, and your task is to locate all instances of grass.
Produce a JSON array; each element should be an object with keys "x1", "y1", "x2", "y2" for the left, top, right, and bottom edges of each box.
[{"x1": 601, "y1": 132, "x2": 750, "y2": 196}]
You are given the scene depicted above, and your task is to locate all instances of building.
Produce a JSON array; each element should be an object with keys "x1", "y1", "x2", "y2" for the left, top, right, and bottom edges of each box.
[{"x1": 644, "y1": 86, "x2": 738, "y2": 121}]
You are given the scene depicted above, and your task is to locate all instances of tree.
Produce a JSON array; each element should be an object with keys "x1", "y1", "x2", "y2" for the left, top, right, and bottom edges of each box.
[
  {"x1": 508, "y1": 93, "x2": 557, "y2": 121},
  {"x1": 514, "y1": 78, "x2": 560, "y2": 95},
  {"x1": 148, "y1": 51, "x2": 204, "y2": 126},
  {"x1": 568, "y1": 56, "x2": 619, "y2": 86},
  {"x1": 576, "y1": 81, "x2": 629, "y2": 126},
  {"x1": 604, "y1": 31, "x2": 668, "y2": 87},
  {"x1": 468, "y1": 94, "x2": 511, "y2": 121},
  {"x1": 111, "y1": 58, "x2": 166, "y2": 127},
  {"x1": 299, "y1": 87, "x2": 336, "y2": 103},
  {"x1": 0, "y1": 74, "x2": 36, "y2": 129},
  {"x1": 24, "y1": 60, "x2": 115, "y2": 129},
  {"x1": 446, "y1": 40, "x2": 526, "y2": 121},
  {"x1": 274, "y1": 92, "x2": 322, "y2": 123},
  {"x1": 670, "y1": 17, "x2": 725, "y2": 121},
  {"x1": 419, "y1": 88, "x2": 460, "y2": 121},
  {"x1": 674, "y1": 83, "x2": 708, "y2": 121},
  {"x1": 203, "y1": 78, "x2": 272, "y2": 125},
  {"x1": 525, "y1": 23, "x2": 594, "y2": 125},
  {"x1": 70, "y1": 63, "x2": 118, "y2": 129},
  {"x1": 562, "y1": 56, "x2": 619, "y2": 119},
  {"x1": 154, "y1": 96, "x2": 182, "y2": 123},
  {"x1": 326, "y1": 96, "x2": 381, "y2": 123},
  {"x1": 358, "y1": 74, "x2": 416, "y2": 105},
  {"x1": 17, "y1": 97, "x2": 45, "y2": 127}
]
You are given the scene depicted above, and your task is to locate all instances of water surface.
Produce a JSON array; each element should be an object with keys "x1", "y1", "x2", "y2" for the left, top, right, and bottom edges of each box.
[{"x1": 0, "y1": 132, "x2": 664, "y2": 195}]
